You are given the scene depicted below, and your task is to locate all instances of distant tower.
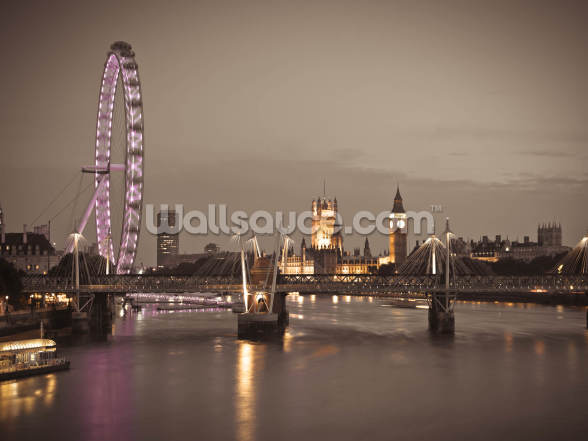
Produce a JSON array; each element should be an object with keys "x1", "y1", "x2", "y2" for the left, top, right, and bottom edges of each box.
[
  {"x1": 311, "y1": 195, "x2": 342, "y2": 251},
  {"x1": 538, "y1": 222, "x2": 562, "y2": 247},
  {"x1": 389, "y1": 186, "x2": 407, "y2": 265},
  {"x1": 364, "y1": 237, "x2": 371, "y2": 258},
  {"x1": 301, "y1": 237, "x2": 307, "y2": 262},
  {"x1": 156, "y1": 209, "x2": 179, "y2": 268}
]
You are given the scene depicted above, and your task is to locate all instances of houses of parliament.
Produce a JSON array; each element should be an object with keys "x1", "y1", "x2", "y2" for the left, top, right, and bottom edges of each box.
[{"x1": 280, "y1": 188, "x2": 408, "y2": 275}]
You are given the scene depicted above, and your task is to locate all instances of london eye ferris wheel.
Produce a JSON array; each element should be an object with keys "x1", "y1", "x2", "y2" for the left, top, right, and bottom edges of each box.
[{"x1": 67, "y1": 41, "x2": 144, "y2": 274}]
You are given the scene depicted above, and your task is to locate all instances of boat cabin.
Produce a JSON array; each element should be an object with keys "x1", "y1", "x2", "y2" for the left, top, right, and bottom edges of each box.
[{"x1": 0, "y1": 339, "x2": 58, "y2": 369}]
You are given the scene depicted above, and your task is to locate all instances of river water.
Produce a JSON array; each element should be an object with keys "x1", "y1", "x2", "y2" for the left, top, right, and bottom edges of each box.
[{"x1": 1, "y1": 295, "x2": 588, "y2": 441}]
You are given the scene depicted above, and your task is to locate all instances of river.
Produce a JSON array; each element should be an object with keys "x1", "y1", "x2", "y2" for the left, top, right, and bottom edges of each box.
[{"x1": 1, "y1": 295, "x2": 588, "y2": 440}]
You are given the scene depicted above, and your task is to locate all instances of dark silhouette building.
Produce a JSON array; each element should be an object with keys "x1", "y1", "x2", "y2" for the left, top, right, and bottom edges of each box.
[
  {"x1": 0, "y1": 205, "x2": 60, "y2": 274},
  {"x1": 538, "y1": 223, "x2": 562, "y2": 247}
]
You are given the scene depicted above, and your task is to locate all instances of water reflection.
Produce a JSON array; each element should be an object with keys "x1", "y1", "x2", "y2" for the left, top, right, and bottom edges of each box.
[
  {"x1": 283, "y1": 329, "x2": 294, "y2": 353},
  {"x1": 236, "y1": 341, "x2": 266, "y2": 441},
  {"x1": 2, "y1": 296, "x2": 588, "y2": 441},
  {"x1": 534, "y1": 340, "x2": 545, "y2": 356},
  {"x1": 504, "y1": 331, "x2": 513, "y2": 353},
  {"x1": 0, "y1": 374, "x2": 57, "y2": 420}
]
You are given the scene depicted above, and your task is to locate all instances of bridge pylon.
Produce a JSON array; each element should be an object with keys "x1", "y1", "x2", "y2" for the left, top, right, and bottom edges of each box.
[
  {"x1": 66, "y1": 232, "x2": 91, "y2": 334},
  {"x1": 237, "y1": 291, "x2": 289, "y2": 338},
  {"x1": 428, "y1": 218, "x2": 456, "y2": 334},
  {"x1": 237, "y1": 233, "x2": 289, "y2": 339}
]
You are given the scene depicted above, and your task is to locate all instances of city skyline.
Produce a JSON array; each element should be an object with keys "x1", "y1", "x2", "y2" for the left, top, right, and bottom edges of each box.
[
  {"x1": 1, "y1": 0, "x2": 587, "y2": 267},
  {"x1": 1, "y1": 3, "x2": 588, "y2": 440}
]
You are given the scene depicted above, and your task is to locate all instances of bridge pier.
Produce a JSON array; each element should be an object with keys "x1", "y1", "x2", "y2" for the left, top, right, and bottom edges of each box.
[
  {"x1": 238, "y1": 292, "x2": 289, "y2": 339},
  {"x1": 90, "y1": 294, "x2": 114, "y2": 334},
  {"x1": 428, "y1": 293, "x2": 455, "y2": 335},
  {"x1": 72, "y1": 294, "x2": 114, "y2": 334},
  {"x1": 72, "y1": 311, "x2": 89, "y2": 334}
]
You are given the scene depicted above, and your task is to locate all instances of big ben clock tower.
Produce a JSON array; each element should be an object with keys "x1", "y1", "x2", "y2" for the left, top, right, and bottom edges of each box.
[{"x1": 389, "y1": 186, "x2": 407, "y2": 266}]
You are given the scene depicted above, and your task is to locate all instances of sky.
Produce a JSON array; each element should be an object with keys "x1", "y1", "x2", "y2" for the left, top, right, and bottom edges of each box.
[{"x1": 1, "y1": 0, "x2": 587, "y2": 267}]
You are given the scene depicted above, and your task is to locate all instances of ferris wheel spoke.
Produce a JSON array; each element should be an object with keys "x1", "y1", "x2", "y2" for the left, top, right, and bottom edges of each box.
[{"x1": 65, "y1": 177, "x2": 109, "y2": 253}]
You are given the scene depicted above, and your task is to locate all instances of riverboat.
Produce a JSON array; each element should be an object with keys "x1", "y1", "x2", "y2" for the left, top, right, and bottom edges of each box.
[{"x1": 0, "y1": 339, "x2": 70, "y2": 381}]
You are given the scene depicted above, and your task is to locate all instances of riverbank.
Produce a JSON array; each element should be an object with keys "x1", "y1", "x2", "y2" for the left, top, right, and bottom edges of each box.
[{"x1": 0, "y1": 307, "x2": 71, "y2": 338}]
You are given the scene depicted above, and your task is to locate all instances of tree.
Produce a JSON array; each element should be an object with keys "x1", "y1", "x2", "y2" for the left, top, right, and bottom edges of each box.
[
  {"x1": 0, "y1": 258, "x2": 24, "y2": 307},
  {"x1": 489, "y1": 252, "x2": 568, "y2": 276},
  {"x1": 377, "y1": 263, "x2": 397, "y2": 276}
]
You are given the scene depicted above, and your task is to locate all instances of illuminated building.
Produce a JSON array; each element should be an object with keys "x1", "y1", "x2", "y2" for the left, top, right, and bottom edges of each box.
[
  {"x1": 310, "y1": 196, "x2": 341, "y2": 273},
  {"x1": 156, "y1": 209, "x2": 179, "y2": 268},
  {"x1": 280, "y1": 196, "x2": 379, "y2": 274},
  {"x1": 311, "y1": 196, "x2": 342, "y2": 251},
  {"x1": 280, "y1": 238, "x2": 315, "y2": 274},
  {"x1": 388, "y1": 186, "x2": 407, "y2": 266}
]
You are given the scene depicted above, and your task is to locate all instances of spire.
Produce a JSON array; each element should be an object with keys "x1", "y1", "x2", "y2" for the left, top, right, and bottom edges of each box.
[
  {"x1": 392, "y1": 185, "x2": 405, "y2": 213},
  {"x1": 444, "y1": 217, "x2": 452, "y2": 235},
  {"x1": 364, "y1": 237, "x2": 371, "y2": 257}
]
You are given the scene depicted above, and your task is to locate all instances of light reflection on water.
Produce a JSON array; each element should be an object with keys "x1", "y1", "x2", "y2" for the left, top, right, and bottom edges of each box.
[
  {"x1": 0, "y1": 374, "x2": 56, "y2": 421},
  {"x1": 236, "y1": 342, "x2": 255, "y2": 441},
  {"x1": 0, "y1": 296, "x2": 587, "y2": 441}
]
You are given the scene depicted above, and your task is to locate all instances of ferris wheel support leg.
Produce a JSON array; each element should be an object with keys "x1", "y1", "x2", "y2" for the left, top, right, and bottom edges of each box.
[{"x1": 65, "y1": 176, "x2": 108, "y2": 253}]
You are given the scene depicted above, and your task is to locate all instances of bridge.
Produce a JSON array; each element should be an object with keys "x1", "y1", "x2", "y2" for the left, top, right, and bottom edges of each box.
[{"x1": 22, "y1": 274, "x2": 588, "y2": 296}]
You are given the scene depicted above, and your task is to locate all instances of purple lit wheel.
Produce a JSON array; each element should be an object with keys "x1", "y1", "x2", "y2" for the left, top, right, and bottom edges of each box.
[{"x1": 94, "y1": 42, "x2": 144, "y2": 274}]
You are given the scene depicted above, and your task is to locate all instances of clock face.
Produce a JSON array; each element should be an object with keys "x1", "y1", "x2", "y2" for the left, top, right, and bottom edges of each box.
[{"x1": 397, "y1": 219, "x2": 406, "y2": 229}]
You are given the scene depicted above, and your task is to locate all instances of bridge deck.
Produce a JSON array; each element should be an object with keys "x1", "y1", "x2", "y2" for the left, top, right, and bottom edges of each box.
[{"x1": 21, "y1": 274, "x2": 588, "y2": 296}]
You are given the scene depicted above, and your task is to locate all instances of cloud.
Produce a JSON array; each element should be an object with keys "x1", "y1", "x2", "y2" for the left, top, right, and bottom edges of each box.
[
  {"x1": 517, "y1": 149, "x2": 586, "y2": 159},
  {"x1": 329, "y1": 148, "x2": 365, "y2": 162}
]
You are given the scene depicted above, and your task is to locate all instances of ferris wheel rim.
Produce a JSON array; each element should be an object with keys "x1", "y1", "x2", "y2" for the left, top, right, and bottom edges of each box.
[{"x1": 94, "y1": 41, "x2": 144, "y2": 275}]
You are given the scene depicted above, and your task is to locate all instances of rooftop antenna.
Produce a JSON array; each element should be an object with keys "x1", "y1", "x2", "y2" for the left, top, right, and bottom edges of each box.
[{"x1": 323, "y1": 179, "x2": 326, "y2": 197}]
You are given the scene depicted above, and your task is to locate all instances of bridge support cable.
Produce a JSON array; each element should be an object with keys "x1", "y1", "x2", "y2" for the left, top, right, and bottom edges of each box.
[{"x1": 29, "y1": 170, "x2": 80, "y2": 227}]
